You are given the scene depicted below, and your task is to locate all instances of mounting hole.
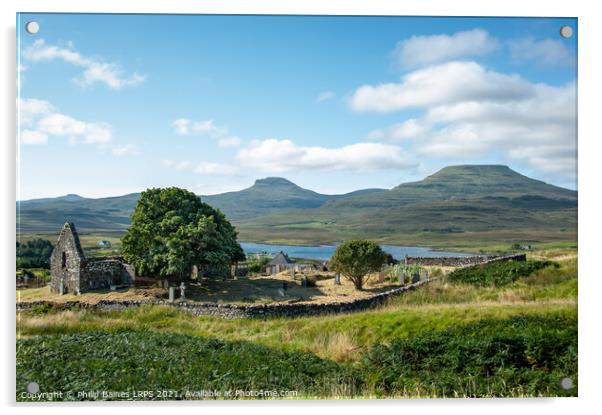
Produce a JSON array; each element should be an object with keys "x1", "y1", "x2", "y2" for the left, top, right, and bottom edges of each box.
[
  {"x1": 25, "y1": 21, "x2": 39, "y2": 34},
  {"x1": 26, "y1": 382, "x2": 40, "y2": 394},
  {"x1": 560, "y1": 377, "x2": 574, "y2": 390},
  {"x1": 560, "y1": 26, "x2": 573, "y2": 39}
]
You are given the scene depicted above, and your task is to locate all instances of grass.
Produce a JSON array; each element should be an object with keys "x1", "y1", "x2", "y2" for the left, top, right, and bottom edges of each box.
[
  {"x1": 16, "y1": 311, "x2": 577, "y2": 400},
  {"x1": 15, "y1": 250, "x2": 578, "y2": 399}
]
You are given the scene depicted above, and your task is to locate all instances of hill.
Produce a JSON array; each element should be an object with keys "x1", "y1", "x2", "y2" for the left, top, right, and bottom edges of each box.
[
  {"x1": 17, "y1": 165, "x2": 577, "y2": 247},
  {"x1": 204, "y1": 177, "x2": 384, "y2": 220}
]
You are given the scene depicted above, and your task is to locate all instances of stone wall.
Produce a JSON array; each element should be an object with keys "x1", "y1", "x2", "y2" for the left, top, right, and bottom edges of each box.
[
  {"x1": 17, "y1": 280, "x2": 430, "y2": 319},
  {"x1": 49, "y1": 223, "x2": 85, "y2": 294},
  {"x1": 80, "y1": 257, "x2": 134, "y2": 290},
  {"x1": 404, "y1": 253, "x2": 526, "y2": 267}
]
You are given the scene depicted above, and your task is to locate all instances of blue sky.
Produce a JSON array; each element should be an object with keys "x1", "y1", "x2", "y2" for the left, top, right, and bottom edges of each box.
[{"x1": 17, "y1": 14, "x2": 577, "y2": 199}]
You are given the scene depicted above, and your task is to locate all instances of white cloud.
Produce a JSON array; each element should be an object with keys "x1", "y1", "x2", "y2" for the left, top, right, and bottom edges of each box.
[
  {"x1": 217, "y1": 136, "x2": 242, "y2": 148},
  {"x1": 21, "y1": 130, "x2": 48, "y2": 145},
  {"x1": 393, "y1": 29, "x2": 499, "y2": 68},
  {"x1": 36, "y1": 113, "x2": 112, "y2": 144},
  {"x1": 367, "y1": 119, "x2": 429, "y2": 142},
  {"x1": 18, "y1": 97, "x2": 54, "y2": 126},
  {"x1": 236, "y1": 139, "x2": 415, "y2": 173},
  {"x1": 23, "y1": 39, "x2": 145, "y2": 90},
  {"x1": 348, "y1": 61, "x2": 532, "y2": 113},
  {"x1": 171, "y1": 118, "x2": 227, "y2": 137},
  {"x1": 509, "y1": 37, "x2": 574, "y2": 66},
  {"x1": 362, "y1": 62, "x2": 576, "y2": 180},
  {"x1": 17, "y1": 98, "x2": 136, "y2": 154},
  {"x1": 110, "y1": 144, "x2": 138, "y2": 157},
  {"x1": 171, "y1": 118, "x2": 242, "y2": 148},
  {"x1": 317, "y1": 90, "x2": 335, "y2": 102},
  {"x1": 162, "y1": 159, "x2": 239, "y2": 176}
]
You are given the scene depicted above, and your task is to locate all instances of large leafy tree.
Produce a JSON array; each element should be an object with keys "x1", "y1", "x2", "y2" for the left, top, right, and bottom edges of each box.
[
  {"x1": 330, "y1": 239, "x2": 387, "y2": 290},
  {"x1": 121, "y1": 187, "x2": 245, "y2": 281}
]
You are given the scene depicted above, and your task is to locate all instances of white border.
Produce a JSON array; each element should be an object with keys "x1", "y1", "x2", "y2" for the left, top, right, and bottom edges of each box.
[{"x1": 2, "y1": 1, "x2": 600, "y2": 414}]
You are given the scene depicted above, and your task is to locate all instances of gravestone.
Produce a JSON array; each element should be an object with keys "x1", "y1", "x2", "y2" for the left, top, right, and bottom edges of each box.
[
  {"x1": 168, "y1": 287, "x2": 176, "y2": 302},
  {"x1": 335, "y1": 273, "x2": 341, "y2": 285},
  {"x1": 290, "y1": 267, "x2": 295, "y2": 280},
  {"x1": 412, "y1": 272, "x2": 421, "y2": 284},
  {"x1": 398, "y1": 273, "x2": 405, "y2": 285},
  {"x1": 180, "y1": 282, "x2": 186, "y2": 300},
  {"x1": 378, "y1": 271, "x2": 385, "y2": 283},
  {"x1": 59, "y1": 280, "x2": 64, "y2": 295}
]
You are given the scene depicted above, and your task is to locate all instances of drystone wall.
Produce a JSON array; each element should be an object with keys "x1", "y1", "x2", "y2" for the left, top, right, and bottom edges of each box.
[
  {"x1": 17, "y1": 279, "x2": 430, "y2": 319},
  {"x1": 404, "y1": 253, "x2": 526, "y2": 267}
]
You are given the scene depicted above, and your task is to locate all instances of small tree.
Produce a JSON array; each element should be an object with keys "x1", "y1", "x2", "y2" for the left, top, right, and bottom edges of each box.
[{"x1": 330, "y1": 239, "x2": 387, "y2": 290}]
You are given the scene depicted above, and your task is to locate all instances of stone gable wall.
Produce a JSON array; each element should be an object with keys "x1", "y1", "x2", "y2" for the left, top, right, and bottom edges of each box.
[{"x1": 49, "y1": 226, "x2": 84, "y2": 294}]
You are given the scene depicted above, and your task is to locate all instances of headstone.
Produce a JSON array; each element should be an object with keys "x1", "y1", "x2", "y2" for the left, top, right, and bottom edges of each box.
[
  {"x1": 180, "y1": 282, "x2": 186, "y2": 300},
  {"x1": 398, "y1": 272, "x2": 405, "y2": 285},
  {"x1": 378, "y1": 271, "x2": 385, "y2": 283},
  {"x1": 110, "y1": 285, "x2": 117, "y2": 291},
  {"x1": 290, "y1": 267, "x2": 295, "y2": 280},
  {"x1": 59, "y1": 280, "x2": 64, "y2": 296},
  {"x1": 168, "y1": 287, "x2": 176, "y2": 302},
  {"x1": 412, "y1": 272, "x2": 420, "y2": 284},
  {"x1": 335, "y1": 273, "x2": 341, "y2": 285}
]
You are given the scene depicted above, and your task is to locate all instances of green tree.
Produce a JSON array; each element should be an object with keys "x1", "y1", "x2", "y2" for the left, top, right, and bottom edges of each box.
[
  {"x1": 16, "y1": 238, "x2": 54, "y2": 269},
  {"x1": 121, "y1": 187, "x2": 245, "y2": 282},
  {"x1": 330, "y1": 239, "x2": 387, "y2": 290}
]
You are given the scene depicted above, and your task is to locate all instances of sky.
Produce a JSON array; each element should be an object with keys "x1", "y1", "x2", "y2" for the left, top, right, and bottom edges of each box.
[{"x1": 16, "y1": 14, "x2": 577, "y2": 200}]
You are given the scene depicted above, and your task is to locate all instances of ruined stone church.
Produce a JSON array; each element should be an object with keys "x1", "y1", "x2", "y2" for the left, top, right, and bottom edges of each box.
[{"x1": 50, "y1": 222, "x2": 135, "y2": 294}]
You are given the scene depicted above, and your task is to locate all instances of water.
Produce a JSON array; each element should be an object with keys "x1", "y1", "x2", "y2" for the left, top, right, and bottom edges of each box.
[{"x1": 240, "y1": 242, "x2": 474, "y2": 261}]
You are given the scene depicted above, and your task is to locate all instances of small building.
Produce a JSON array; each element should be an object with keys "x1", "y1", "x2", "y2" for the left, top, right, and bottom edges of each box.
[
  {"x1": 97, "y1": 240, "x2": 112, "y2": 248},
  {"x1": 266, "y1": 251, "x2": 295, "y2": 275},
  {"x1": 50, "y1": 222, "x2": 135, "y2": 294}
]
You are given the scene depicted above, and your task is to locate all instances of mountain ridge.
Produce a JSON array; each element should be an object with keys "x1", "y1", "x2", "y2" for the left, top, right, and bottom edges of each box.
[{"x1": 17, "y1": 165, "x2": 577, "y2": 244}]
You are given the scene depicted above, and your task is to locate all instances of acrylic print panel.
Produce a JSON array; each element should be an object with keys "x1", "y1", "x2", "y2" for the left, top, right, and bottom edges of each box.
[{"x1": 16, "y1": 13, "x2": 577, "y2": 401}]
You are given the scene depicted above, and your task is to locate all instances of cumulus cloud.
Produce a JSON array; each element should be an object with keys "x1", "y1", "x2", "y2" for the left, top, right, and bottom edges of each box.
[
  {"x1": 236, "y1": 139, "x2": 415, "y2": 173},
  {"x1": 23, "y1": 39, "x2": 145, "y2": 90},
  {"x1": 367, "y1": 119, "x2": 430, "y2": 142},
  {"x1": 171, "y1": 118, "x2": 242, "y2": 148},
  {"x1": 393, "y1": 29, "x2": 499, "y2": 68},
  {"x1": 18, "y1": 98, "x2": 113, "y2": 146},
  {"x1": 18, "y1": 97, "x2": 138, "y2": 159},
  {"x1": 358, "y1": 60, "x2": 576, "y2": 179},
  {"x1": 317, "y1": 90, "x2": 335, "y2": 102},
  {"x1": 348, "y1": 61, "x2": 532, "y2": 113},
  {"x1": 509, "y1": 37, "x2": 574, "y2": 66}
]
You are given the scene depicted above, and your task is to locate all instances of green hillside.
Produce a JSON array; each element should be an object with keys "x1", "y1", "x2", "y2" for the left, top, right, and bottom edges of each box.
[{"x1": 17, "y1": 165, "x2": 577, "y2": 247}]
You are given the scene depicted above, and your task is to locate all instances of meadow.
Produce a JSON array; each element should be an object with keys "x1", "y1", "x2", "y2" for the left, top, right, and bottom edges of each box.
[{"x1": 16, "y1": 251, "x2": 577, "y2": 400}]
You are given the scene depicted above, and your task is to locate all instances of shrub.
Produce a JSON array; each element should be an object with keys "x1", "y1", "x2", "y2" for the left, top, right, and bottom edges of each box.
[
  {"x1": 448, "y1": 260, "x2": 557, "y2": 287},
  {"x1": 247, "y1": 254, "x2": 271, "y2": 273},
  {"x1": 361, "y1": 314, "x2": 577, "y2": 397}
]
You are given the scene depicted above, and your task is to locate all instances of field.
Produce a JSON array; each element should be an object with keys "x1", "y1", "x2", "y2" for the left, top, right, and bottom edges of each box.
[{"x1": 16, "y1": 249, "x2": 577, "y2": 400}]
